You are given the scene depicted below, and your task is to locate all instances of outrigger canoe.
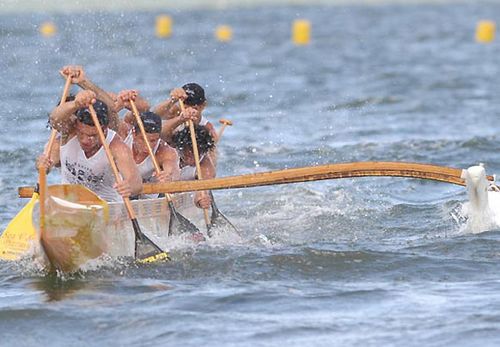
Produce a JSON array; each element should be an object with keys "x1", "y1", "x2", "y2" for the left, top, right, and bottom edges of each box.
[{"x1": 3, "y1": 161, "x2": 499, "y2": 273}]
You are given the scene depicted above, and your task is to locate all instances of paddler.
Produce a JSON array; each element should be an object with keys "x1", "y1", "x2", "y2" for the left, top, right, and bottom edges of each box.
[
  {"x1": 153, "y1": 83, "x2": 218, "y2": 144},
  {"x1": 114, "y1": 90, "x2": 180, "y2": 192},
  {"x1": 37, "y1": 65, "x2": 121, "y2": 171},
  {"x1": 39, "y1": 90, "x2": 142, "y2": 202},
  {"x1": 172, "y1": 124, "x2": 216, "y2": 209}
]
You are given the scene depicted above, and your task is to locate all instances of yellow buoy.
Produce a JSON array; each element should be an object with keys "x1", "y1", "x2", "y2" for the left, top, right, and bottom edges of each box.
[
  {"x1": 39, "y1": 21, "x2": 57, "y2": 37},
  {"x1": 476, "y1": 20, "x2": 495, "y2": 43},
  {"x1": 215, "y1": 25, "x2": 232, "y2": 42},
  {"x1": 292, "y1": 19, "x2": 311, "y2": 45},
  {"x1": 156, "y1": 15, "x2": 172, "y2": 38}
]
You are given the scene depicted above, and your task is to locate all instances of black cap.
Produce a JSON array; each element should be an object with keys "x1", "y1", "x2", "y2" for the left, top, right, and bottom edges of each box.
[
  {"x1": 135, "y1": 111, "x2": 162, "y2": 134},
  {"x1": 76, "y1": 100, "x2": 109, "y2": 126},
  {"x1": 182, "y1": 83, "x2": 206, "y2": 106}
]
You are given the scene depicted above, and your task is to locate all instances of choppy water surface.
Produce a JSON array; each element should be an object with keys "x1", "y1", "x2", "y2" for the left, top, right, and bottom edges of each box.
[{"x1": 2, "y1": 3, "x2": 500, "y2": 346}]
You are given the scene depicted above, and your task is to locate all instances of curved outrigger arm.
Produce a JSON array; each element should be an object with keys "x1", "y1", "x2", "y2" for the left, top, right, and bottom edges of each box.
[
  {"x1": 19, "y1": 162, "x2": 496, "y2": 198},
  {"x1": 140, "y1": 161, "x2": 495, "y2": 194}
]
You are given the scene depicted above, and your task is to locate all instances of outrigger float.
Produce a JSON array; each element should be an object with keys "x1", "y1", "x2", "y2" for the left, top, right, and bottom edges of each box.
[{"x1": 0, "y1": 161, "x2": 497, "y2": 273}]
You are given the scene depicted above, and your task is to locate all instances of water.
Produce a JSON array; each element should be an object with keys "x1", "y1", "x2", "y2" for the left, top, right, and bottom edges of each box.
[{"x1": 2, "y1": 2, "x2": 500, "y2": 346}]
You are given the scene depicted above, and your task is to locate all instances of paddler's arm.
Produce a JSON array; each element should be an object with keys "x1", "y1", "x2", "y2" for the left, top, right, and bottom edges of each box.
[
  {"x1": 204, "y1": 122, "x2": 219, "y2": 166},
  {"x1": 199, "y1": 154, "x2": 216, "y2": 180},
  {"x1": 77, "y1": 80, "x2": 120, "y2": 132},
  {"x1": 111, "y1": 89, "x2": 139, "y2": 138},
  {"x1": 205, "y1": 122, "x2": 218, "y2": 142},
  {"x1": 118, "y1": 90, "x2": 151, "y2": 126},
  {"x1": 153, "y1": 99, "x2": 180, "y2": 120},
  {"x1": 36, "y1": 137, "x2": 61, "y2": 173},
  {"x1": 160, "y1": 107, "x2": 199, "y2": 144},
  {"x1": 60, "y1": 65, "x2": 120, "y2": 132},
  {"x1": 153, "y1": 87, "x2": 186, "y2": 120},
  {"x1": 111, "y1": 89, "x2": 152, "y2": 139},
  {"x1": 47, "y1": 136, "x2": 61, "y2": 168},
  {"x1": 160, "y1": 117, "x2": 183, "y2": 144},
  {"x1": 154, "y1": 142, "x2": 180, "y2": 183},
  {"x1": 109, "y1": 138, "x2": 143, "y2": 197},
  {"x1": 49, "y1": 90, "x2": 96, "y2": 136}
]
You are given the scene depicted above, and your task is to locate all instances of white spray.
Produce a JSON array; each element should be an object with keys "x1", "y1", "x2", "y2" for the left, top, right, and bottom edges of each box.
[{"x1": 460, "y1": 165, "x2": 498, "y2": 233}]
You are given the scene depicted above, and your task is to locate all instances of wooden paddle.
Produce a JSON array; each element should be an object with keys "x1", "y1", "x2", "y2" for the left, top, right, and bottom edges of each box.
[
  {"x1": 179, "y1": 99, "x2": 211, "y2": 230},
  {"x1": 87, "y1": 104, "x2": 168, "y2": 263},
  {"x1": 129, "y1": 100, "x2": 200, "y2": 237},
  {"x1": 217, "y1": 119, "x2": 232, "y2": 144},
  {"x1": 207, "y1": 120, "x2": 239, "y2": 236},
  {"x1": 0, "y1": 75, "x2": 71, "y2": 261},
  {"x1": 18, "y1": 162, "x2": 493, "y2": 198},
  {"x1": 39, "y1": 75, "x2": 72, "y2": 244}
]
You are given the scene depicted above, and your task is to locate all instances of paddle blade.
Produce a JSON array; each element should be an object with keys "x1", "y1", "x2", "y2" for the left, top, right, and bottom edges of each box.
[
  {"x1": 132, "y1": 219, "x2": 170, "y2": 263},
  {"x1": 167, "y1": 201, "x2": 202, "y2": 237},
  {"x1": 0, "y1": 194, "x2": 39, "y2": 261},
  {"x1": 207, "y1": 191, "x2": 239, "y2": 238}
]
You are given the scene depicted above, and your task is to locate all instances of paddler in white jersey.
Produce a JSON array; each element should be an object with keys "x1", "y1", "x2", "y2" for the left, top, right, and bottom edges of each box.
[
  {"x1": 112, "y1": 90, "x2": 180, "y2": 195},
  {"x1": 172, "y1": 124, "x2": 216, "y2": 210},
  {"x1": 41, "y1": 90, "x2": 142, "y2": 202}
]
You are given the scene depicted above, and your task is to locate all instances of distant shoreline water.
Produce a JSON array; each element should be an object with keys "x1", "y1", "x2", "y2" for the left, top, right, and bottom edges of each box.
[{"x1": 0, "y1": 0, "x2": 496, "y2": 13}]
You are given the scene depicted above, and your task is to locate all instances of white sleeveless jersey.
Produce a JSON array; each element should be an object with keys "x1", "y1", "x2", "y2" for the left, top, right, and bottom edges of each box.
[
  {"x1": 60, "y1": 129, "x2": 121, "y2": 202},
  {"x1": 178, "y1": 153, "x2": 208, "y2": 181},
  {"x1": 123, "y1": 131, "x2": 160, "y2": 184}
]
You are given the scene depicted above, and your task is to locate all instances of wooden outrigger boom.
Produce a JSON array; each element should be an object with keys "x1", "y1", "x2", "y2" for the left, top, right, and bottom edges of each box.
[{"x1": 18, "y1": 162, "x2": 495, "y2": 198}]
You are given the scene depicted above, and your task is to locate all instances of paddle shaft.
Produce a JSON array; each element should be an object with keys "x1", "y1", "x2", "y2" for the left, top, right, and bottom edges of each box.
[
  {"x1": 87, "y1": 105, "x2": 138, "y2": 222},
  {"x1": 130, "y1": 100, "x2": 173, "y2": 202},
  {"x1": 179, "y1": 100, "x2": 211, "y2": 227},
  {"x1": 38, "y1": 75, "x2": 72, "y2": 238},
  {"x1": 205, "y1": 126, "x2": 238, "y2": 236},
  {"x1": 217, "y1": 126, "x2": 227, "y2": 143},
  {"x1": 130, "y1": 100, "x2": 162, "y2": 174},
  {"x1": 216, "y1": 119, "x2": 232, "y2": 144},
  {"x1": 45, "y1": 77, "x2": 72, "y2": 156}
]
